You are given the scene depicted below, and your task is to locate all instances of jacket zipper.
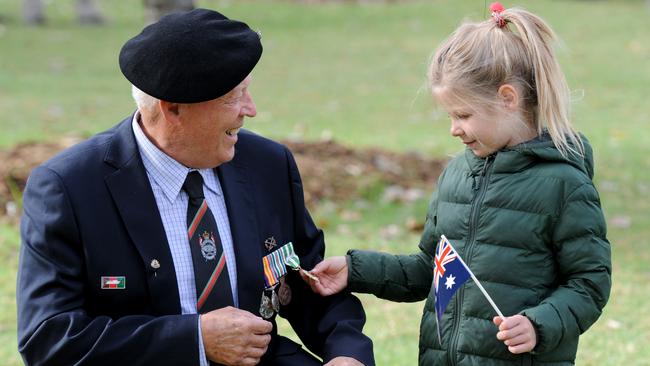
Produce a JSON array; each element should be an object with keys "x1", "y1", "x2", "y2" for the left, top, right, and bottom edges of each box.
[{"x1": 448, "y1": 154, "x2": 495, "y2": 366}]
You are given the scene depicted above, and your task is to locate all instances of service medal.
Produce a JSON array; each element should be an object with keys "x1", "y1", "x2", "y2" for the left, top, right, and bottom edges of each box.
[
  {"x1": 278, "y1": 278, "x2": 292, "y2": 306},
  {"x1": 271, "y1": 288, "x2": 280, "y2": 312},
  {"x1": 259, "y1": 292, "x2": 274, "y2": 319}
]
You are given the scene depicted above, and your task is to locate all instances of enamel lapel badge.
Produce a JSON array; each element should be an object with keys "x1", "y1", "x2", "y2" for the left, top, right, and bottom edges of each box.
[{"x1": 101, "y1": 276, "x2": 126, "y2": 289}]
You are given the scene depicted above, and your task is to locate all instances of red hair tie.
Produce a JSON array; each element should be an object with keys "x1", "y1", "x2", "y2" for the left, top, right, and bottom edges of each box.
[{"x1": 489, "y1": 2, "x2": 507, "y2": 28}]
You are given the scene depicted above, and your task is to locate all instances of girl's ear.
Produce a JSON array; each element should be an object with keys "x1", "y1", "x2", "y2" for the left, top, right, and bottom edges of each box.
[{"x1": 497, "y1": 84, "x2": 520, "y2": 111}]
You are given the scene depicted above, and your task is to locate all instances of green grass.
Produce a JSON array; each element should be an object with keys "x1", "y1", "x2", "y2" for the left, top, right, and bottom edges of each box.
[{"x1": 1, "y1": 0, "x2": 649, "y2": 364}]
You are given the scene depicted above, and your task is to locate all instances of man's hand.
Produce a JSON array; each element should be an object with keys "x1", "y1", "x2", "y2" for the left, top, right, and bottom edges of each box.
[
  {"x1": 493, "y1": 315, "x2": 537, "y2": 354},
  {"x1": 301, "y1": 256, "x2": 349, "y2": 296},
  {"x1": 201, "y1": 306, "x2": 273, "y2": 365},
  {"x1": 325, "y1": 356, "x2": 364, "y2": 366}
]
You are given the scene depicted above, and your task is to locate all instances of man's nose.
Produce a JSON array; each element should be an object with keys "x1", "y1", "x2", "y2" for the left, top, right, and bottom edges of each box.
[{"x1": 241, "y1": 91, "x2": 257, "y2": 117}]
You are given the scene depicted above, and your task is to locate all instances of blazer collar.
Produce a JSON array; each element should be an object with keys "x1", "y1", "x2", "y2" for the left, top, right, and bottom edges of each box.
[
  {"x1": 217, "y1": 148, "x2": 264, "y2": 314},
  {"x1": 104, "y1": 115, "x2": 181, "y2": 315}
]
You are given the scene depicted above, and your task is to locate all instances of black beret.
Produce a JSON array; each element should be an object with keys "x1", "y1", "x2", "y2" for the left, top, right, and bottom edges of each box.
[{"x1": 119, "y1": 8, "x2": 262, "y2": 103}]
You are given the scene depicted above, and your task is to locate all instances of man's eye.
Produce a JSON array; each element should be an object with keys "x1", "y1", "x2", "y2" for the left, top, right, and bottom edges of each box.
[
  {"x1": 224, "y1": 97, "x2": 241, "y2": 106},
  {"x1": 456, "y1": 114, "x2": 471, "y2": 120}
]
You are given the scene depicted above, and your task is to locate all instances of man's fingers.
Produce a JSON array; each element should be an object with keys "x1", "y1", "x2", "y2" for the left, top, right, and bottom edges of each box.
[
  {"x1": 238, "y1": 344, "x2": 269, "y2": 365},
  {"x1": 249, "y1": 318, "x2": 273, "y2": 334},
  {"x1": 249, "y1": 333, "x2": 272, "y2": 348},
  {"x1": 246, "y1": 344, "x2": 268, "y2": 358},
  {"x1": 240, "y1": 357, "x2": 263, "y2": 366}
]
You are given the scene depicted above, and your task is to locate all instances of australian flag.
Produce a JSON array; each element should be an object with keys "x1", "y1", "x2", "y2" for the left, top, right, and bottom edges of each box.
[{"x1": 434, "y1": 235, "x2": 472, "y2": 342}]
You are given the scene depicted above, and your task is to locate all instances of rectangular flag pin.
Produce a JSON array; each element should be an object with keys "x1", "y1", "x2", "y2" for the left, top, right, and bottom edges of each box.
[
  {"x1": 101, "y1": 276, "x2": 126, "y2": 289},
  {"x1": 434, "y1": 235, "x2": 503, "y2": 343}
]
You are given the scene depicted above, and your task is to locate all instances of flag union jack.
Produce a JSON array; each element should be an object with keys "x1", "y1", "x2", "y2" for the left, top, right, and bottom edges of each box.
[
  {"x1": 433, "y1": 238, "x2": 458, "y2": 292},
  {"x1": 433, "y1": 236, "x2": 471, "y2": 341}
]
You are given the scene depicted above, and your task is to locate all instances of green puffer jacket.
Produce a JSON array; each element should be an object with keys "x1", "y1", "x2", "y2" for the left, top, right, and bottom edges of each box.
[{"x1": 348, "y1": 136, "x2": 611, "y2": 365}]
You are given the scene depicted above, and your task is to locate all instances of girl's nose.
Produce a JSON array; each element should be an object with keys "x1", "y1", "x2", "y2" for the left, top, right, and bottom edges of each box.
[{"x1": 450, "y1": 119, "x2": 463, "y2": 137}]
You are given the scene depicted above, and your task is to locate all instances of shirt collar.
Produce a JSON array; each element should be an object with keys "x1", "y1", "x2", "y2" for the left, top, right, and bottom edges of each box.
[{"x1": 131, "y1": 112, "x2": 222, "y2": 203}]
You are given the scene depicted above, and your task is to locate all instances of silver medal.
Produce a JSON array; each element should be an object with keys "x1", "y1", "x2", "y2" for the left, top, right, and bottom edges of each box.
[
  {"x1": 271, "y1": 289, "x2": 280, "y2": 312},
  {"x1": 259, "y1": 292, "x2": 274, "y2": 319}
]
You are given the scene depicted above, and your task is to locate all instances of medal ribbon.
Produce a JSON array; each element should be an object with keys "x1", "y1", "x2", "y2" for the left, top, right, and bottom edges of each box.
[
  {"x1": 261, "y1": 242, "x2": 302, "y2": 288},
  {"x1": 279, "y1": 242, "x2": 301, "y2": 270},
  {"x1": 262, "y1": 249, "x2": 287, "y2": 288}
]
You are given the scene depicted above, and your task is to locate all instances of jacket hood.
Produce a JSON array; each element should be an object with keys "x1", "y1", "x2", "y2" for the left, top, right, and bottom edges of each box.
[{"x1": 465, "y1": 133, "x2": 595, "y2": 180}]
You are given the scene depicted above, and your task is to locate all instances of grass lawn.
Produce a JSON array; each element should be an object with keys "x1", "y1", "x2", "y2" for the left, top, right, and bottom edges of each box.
[{"x1": 1, "y1": 0, "x2": 649, "y2": 364}]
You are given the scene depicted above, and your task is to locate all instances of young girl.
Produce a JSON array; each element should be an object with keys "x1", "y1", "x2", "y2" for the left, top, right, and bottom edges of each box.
[{"x1": 304, "y1": 3, "x2": 611, "y2": 365}]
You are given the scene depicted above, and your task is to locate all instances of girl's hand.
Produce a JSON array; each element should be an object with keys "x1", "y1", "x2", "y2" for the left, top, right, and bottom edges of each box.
[
  {"x1": 493, "y1": 315, "x2": 537, "y2": 354},
  {"x1": 301, "y1": 256, "x2": 348, "y2": 296}
]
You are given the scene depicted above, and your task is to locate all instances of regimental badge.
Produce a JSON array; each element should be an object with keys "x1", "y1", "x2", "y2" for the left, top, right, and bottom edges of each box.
[
  {"x1": 278, "y1": 277, "x2": 292, "y2": 306},
  {"x1": 198, "y1": 231, "x2": 217, "y2": 261},
  {"x1": 264, "y1": 236, "x2": 277, "y2": 252}
]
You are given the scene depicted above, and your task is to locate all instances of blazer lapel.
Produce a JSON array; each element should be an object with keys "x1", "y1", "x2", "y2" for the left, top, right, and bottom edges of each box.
[
  {"x1": 104, "y1": 118, "x2": 181, "y2": 315},
  {"x1": 217, "y1": 157, "x2": 264, "y2": 314}
]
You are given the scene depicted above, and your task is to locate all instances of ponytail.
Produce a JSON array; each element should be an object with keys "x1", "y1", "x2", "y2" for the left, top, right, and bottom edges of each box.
[
  {"x1": 501, "y1": 8, "x2": 583, "y2": 156},
  {"x1": 429, "y1": 5, "x2": 583, "y2": 157}
]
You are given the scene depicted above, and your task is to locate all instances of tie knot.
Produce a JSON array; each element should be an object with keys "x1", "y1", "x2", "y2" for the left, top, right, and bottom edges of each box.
[{"x1": 183, "y1": 171, "x2": 205, "y2": 200}]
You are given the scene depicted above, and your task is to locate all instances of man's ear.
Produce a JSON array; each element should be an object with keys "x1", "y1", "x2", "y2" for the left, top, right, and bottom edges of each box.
[
  {"x1": 497, "y1": 84, "x2": 520, "y2": 111},
  {"x1": 159, "y1": 100, "x2": 181, "y2": 122}
]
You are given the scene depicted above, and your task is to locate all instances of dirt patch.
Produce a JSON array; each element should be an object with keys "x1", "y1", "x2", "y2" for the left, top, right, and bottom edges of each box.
[
  {"x1": 284, "y1": 139, "x2": 444, "y2": 204},
  {"x1": 0, "y1": 138, "x2": 445, "y2": 225}
]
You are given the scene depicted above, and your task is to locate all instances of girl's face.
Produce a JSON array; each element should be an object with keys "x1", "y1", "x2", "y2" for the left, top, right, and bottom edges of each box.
[{"x1": 435, "y1": 87, "x2": 534, "y2": 158}]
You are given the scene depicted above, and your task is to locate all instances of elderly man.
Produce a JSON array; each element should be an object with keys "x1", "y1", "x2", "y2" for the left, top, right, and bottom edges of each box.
[{"x1": 17, "y1": 9, "x2": 374, "y2": 366}]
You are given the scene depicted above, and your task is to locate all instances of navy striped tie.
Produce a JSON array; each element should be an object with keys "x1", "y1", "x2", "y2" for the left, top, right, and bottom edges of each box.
[{"x1": 183, "y1": 171, "x2": 234, "y2": 312}]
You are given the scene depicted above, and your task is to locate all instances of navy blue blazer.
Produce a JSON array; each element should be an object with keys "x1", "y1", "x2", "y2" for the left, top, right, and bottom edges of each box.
[{"x1": 17, "y1": 116, "x2": 374, "y2": 366}]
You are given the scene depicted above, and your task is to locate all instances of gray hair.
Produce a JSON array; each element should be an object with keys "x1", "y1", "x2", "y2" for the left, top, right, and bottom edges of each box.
[{"x1": 131, "y1": 85, "x2": 159, "y2": 110}]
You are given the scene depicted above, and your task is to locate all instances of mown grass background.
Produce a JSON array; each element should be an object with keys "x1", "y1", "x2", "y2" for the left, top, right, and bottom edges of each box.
[{"x1": 1, "y1": 0, "x2": 649, "y2": 364}]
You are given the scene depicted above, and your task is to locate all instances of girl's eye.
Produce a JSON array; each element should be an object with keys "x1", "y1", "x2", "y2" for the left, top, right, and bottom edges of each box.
[{"x1": 450, "y1": 113, "x2": 470, "y2": 120}]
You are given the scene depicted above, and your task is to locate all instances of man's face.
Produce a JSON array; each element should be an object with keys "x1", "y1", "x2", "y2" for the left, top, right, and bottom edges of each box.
[{"x1": 173, "y1": 76, "x2": 256, "y2": 168}]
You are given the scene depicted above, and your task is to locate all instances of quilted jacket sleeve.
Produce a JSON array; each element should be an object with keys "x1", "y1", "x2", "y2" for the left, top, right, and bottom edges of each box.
[
  {"x1": 521, "y1": 182, "x2": 611, "y2": 354},
  {"x1": 346, "y1": 191, "x2": 439, "y2": 302}
]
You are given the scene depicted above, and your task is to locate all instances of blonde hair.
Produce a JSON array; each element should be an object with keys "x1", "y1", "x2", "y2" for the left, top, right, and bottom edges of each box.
[{"x1": 428, "y1": 7, "x2": 583, "y2": 157}]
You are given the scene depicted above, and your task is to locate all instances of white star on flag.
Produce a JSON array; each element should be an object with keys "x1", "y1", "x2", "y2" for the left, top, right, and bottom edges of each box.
[{"x1": 445, "y1": 274, "x2": 456, "y2": 289}]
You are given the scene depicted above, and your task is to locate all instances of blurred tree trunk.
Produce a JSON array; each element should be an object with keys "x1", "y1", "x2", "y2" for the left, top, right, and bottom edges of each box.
[
  {"x1": 24, "y1": 0, "x2": 104, "y2": 25},
  {"x1": 143, "y1": 0, "x2": 195, "y2": 24}
]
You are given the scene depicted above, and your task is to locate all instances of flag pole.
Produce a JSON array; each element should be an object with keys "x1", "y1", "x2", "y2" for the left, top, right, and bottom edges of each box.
[{"x1": 441, "y1": 235, "x2": 504, "y2": 319}]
